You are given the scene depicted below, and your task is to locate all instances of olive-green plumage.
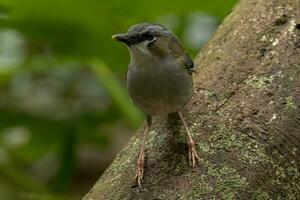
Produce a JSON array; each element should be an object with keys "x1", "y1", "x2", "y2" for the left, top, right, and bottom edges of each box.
[
  {"x1": 113, "y1": 23, "x2": 194, "y2": 115},
  {"x1": 112, "y1": 23, "x2": 199, "y2": 187}
]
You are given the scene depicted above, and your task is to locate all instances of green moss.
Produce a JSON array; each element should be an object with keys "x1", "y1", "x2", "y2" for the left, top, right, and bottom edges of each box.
[
  {"x1": 239, "y1": 136, "x2": 270, "y2": 166},
  {"x1": 197, "y1": 125, "x2": 247, "y2": 158},
  {"x1": 208, "y1": 126, "x2": 244, "y2": 151},
  {"x1": 198, "y1": 142, "x2": 210, "y2": 153},
  {"x1": 201, "y1": 90, "x2": 219, "y2": 101},
  {"x1": 192, "y1": 125, "x2": 279, "y2": 199},
  {"x1": 246, "y1": 75, "x2": 274, "y2": 89},
  {"x1": 185, "y1": 168, "x2": 248, "y2": 199},
  {"x1": 223, "y1": 191, "x2": 235, "y2": 200},
  {"x1": 189, "y1": 124, "x2": 252, "y2": 198},
  {"x1": 190, "y1": 180, "x2": 213, "y2": 198},
  {"x1": 147, "y1": 130, "x2": 161, "y2": 148},
  {"x1": 203, "y1": 90, "x2": 217, "y2": 97},
  {"x1": 216, "y1": 170, "x2": 248, "y2": 195},
  {"x1": 223, "y1": 91, "x2": 235, "y2": 99},
  {"x1": 198, "y1": 124, "x2": 270, "y2": 167},
  {"x1": 252, "y1": 188, "x2": 271, "y2": 200},
  {"x1": 285, "y1": 96, "x2": 297, "y2": 110},
  {"x1": 270, "y1": 160, "x2": 300, "y2": 198},
  {"x1": 199, "y1": 160, "x2": 248, "y2": 199}
]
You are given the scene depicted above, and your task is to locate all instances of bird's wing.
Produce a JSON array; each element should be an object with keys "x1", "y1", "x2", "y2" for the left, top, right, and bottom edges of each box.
[
  {"x1": 169, "y1": 36, "x2": 195, "y2": 75},
  {"x1": 181, "y1": 53, "x2": 196, "y2": 75}
]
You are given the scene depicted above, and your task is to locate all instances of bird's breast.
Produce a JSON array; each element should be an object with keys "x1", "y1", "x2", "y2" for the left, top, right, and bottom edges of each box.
[{"x1": 127, "y1": 61, "x2": 193, "y2": 115}]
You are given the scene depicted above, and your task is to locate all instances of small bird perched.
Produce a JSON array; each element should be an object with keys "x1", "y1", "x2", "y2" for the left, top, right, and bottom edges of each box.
[{"x1": 112, "y1": 23, "x2": 200, "y2": 187}]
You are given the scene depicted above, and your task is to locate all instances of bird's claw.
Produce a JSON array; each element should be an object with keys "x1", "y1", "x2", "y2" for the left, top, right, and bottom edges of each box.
[
  {"x1": 188, "y1": 140, "x2": 200, "y2": 168},
  {"x1": 132, "y1": 165, "x2": 144, "y2": 187},
  {"x1": 132, "y1": 150, "x2": 145, "y2": 187}
]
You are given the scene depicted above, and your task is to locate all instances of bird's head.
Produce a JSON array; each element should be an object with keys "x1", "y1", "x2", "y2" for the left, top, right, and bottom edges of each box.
[{"x1": 112, "y1": 23, "x2": 183, "y2": 59}]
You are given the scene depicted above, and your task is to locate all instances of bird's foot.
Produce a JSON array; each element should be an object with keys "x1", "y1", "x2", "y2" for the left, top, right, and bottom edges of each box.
[
  {"x1": 178, "y1": 112, "x2": 201, "y2": 168},
  {"x1": 187, "y1": 139, "x2": 200, "y2": 169},
  {"x1": 132, "y1": 167, "x2": 144, "y2": 187},
  {"x1": 132, "y1": 150, "x2": 145, "y2": 187}
]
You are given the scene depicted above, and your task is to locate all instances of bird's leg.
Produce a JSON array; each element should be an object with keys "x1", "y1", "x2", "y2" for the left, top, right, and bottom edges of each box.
[
  {"x1": 133, "y1": 115, "x2": 152, "y2": 187},
  {"x1": 178, "y1": 112, "x2": 200, "y2": 168}
]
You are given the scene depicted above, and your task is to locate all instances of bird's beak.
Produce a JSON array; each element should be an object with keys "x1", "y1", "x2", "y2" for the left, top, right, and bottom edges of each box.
[{"x1": 112, "y1": 33, "x2": 131, "y2": 44}]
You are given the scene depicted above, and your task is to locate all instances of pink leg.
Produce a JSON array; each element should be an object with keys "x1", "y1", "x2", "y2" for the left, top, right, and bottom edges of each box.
[
  {"x1": 178, "y1": 112, "x2": 200, "y2": 168},
  {"x1": 133, "y1": 115, "x2": 152, "y2": 187}
]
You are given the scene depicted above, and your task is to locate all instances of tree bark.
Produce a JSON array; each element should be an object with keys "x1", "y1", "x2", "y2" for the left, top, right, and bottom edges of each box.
[{"x1": 84, "y1": 0, "x2": 300, "y2": 199}]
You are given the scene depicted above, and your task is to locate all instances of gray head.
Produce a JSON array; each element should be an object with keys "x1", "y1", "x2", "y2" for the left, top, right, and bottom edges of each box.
[{"x1": 112, "y1": 23, "x2": 184, "y2": 58}]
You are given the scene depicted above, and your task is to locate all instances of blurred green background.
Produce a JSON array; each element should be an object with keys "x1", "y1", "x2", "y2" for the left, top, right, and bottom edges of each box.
[{"x1": 0, "y1": 0, "x2": 237, "y2": 199}]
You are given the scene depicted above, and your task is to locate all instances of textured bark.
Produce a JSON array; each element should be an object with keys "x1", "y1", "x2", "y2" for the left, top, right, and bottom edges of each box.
[{"x1": 84, "y1": 0, "x2": 300, "y2": 199}]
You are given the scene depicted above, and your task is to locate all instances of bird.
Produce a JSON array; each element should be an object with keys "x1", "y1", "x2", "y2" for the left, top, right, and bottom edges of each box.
[{"x1": 112, "y1": 23, "x2": 200, "y2": 187}]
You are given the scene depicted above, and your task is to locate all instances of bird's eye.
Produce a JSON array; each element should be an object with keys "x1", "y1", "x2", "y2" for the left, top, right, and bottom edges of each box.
[{"x1": 144, "y1": 33, "x2": 155, "y2": 41}]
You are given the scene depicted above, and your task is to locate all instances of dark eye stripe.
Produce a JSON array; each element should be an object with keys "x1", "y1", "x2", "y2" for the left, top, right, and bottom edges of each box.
[
  {"x1": 143, "y1": 32, "x2": 154, "y2": 41},
  {"x1": 127, "y1": 31, "x2": 158, "y2": 45}
]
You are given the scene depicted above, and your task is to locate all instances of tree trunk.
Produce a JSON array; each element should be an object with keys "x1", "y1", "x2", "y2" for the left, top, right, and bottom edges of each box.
[{"x1": 84, "y1": 0, "x2": 300, "y2": 199}]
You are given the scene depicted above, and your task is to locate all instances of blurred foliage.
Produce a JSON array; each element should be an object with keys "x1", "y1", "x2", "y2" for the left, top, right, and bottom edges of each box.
[{"x1": 0, "y1": 0, "x2": 237, "y2": 199}]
